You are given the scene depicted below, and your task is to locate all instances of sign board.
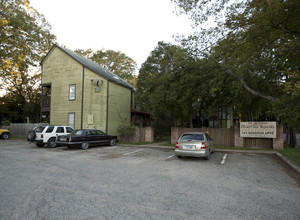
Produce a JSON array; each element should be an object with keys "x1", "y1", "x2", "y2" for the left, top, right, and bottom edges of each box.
[{"x1": 240, "y1": 122, "x2": 276, "y2": 138}]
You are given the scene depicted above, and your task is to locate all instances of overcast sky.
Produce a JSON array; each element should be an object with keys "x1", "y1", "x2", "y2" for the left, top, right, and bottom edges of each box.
[{"x1": 29, "y1": 0, "x2": 194, "y2": 71}]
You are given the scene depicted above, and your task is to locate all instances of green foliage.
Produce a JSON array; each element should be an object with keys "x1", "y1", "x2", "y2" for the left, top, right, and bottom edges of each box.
[
  {"x1": 152, "y1": 120, "x2": 170, "y2": 138},
  {"x1": 117, "y1": 123, "x2": 136, "y2": 141},
  {"x1": 0, "y1": 0, "x2": 56, "y2": 123},
  {"x1": 1, "y1": 120, "x2": 11, "y2": 126},
  {"x1": 74, "y1": 48, "x2": 137, "y2": 84},
  {"x1": 277, "y1": 148, "x2": 300, "y2": 167},
  {"x1": 1, "y1": 0, "x2": 55, "y2": 82},
  {"x1": 137, "y1": 41, "x2": 241, "y2": 127},
  {"x1": 173, "y1": 0, "x2": 300, "y2": 133},
  {"x1": 137, "y1": 42, "x2": 198, "y2": 126}
]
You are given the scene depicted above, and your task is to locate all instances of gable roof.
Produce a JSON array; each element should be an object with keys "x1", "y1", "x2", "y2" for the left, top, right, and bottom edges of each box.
[{"x1": 41, "y1": 44, "x2": 135, "y2": 91}]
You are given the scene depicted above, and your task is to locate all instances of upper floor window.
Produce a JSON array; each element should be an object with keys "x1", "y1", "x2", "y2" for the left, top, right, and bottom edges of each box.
[{"x1": 69, "y1": 84, "x2": 76, "y2": 100}]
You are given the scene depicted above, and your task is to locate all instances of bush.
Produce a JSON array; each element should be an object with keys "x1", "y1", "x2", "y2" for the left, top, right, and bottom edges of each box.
[
  {"x1": 1, "y1": 120, "x2": 11, "y2": 126},
  {"x1": 117, "y1": 123, "x2": 136, "y2": 141},
  {"x1": 153, "y1": 120, "x2": 170, "y2": 139}
]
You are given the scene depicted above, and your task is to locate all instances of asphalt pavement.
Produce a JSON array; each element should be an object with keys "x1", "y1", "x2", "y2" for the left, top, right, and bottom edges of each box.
[{"x1": 0, "y1": 140, "x2": 300, "y2": 220}]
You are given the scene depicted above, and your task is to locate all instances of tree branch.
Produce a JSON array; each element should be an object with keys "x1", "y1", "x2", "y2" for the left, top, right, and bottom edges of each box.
[{"x1": 207, "y1": 53, "x2": 280, "y2": 102}]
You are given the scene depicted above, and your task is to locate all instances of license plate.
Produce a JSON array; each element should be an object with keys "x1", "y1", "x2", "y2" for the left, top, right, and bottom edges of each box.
[
  {"x1": 184, "y1": 145, "x2": 195, "y2": 150},
  {"x1": 60, "y1": 138, "x2": 66, "y2": 141}
]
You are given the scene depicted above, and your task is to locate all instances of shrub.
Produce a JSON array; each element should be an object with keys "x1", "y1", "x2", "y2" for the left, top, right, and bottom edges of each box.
[
  {"x1": 117, "y1": 123, "x2": 136, "y2": 141},
  {"x1": 1, "y1": 120, "x2": 11, "y2": 126},
  {"x1": 153, "y1": 120, "x2": 170, "y2": 139}
]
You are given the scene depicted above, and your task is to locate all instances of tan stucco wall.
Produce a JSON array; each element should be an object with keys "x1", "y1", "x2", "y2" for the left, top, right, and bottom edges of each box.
[
  {"x1": 82, "y1": 68, "x2": 108, "y2": 132},
  {"x1": 42, "y1": 47, "x2": 82, "y2": 128},
  {"x1": 42, "y1": 46, "x2": 133, "y2": 134}
]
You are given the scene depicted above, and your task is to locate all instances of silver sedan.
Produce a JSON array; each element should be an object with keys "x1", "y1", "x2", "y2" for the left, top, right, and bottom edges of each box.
[{"x1": 175, "y1": 132, "x2": 214, "y2": 160}]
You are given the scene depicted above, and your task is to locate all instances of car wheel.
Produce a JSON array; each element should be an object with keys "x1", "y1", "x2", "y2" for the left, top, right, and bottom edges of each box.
[
  {"x1": 1, "y1": 133, "x2": 9, "y2": 140},
  {"x1": 177, "y1": 155, "x2": 183, "y2": 159},
  {"x1": 47, "y1": 138, "x2": 56, "y2": 148},
  {"x1": 35, "y1": 143, "x2": 44, "y2": 147},
  {"x1": 81, "y1": 142, "x2": 89, "y2": 150},
  {"x1": 27, "y1": 130, "x2": 36, "y2": 141},
  {"x1": 110, "y1": 138, "x2": 116, "y2": 146}
]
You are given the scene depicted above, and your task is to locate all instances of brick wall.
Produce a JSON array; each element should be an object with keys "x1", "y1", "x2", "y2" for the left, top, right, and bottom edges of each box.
[
  {"x1": 122, "y1": 126, "x2": 154, "y2": 143},
  {"x1": 144, "y1": 127, "x2": 154, "y2": 142},
  {"x1": 273, "y1": 126, "x2": 284, "y2": 149},
  {"x1": 234, "y1": 127, "x2": 243, "y2": 147}
]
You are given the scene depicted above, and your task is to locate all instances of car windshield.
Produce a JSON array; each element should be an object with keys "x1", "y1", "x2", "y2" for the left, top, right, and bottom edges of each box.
[
  {"x1": 33, "y1": 126, "x2": 46, "y2": 133},
  {"x1": 180, "y1": 133, "x2": 204, "y2": 141},
  {"x1": 70, "y1": 130, "x2": 85, "y2": 136}
]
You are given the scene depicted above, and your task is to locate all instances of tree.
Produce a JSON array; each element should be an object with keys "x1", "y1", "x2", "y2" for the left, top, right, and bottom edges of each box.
[
  {"x1": 173, "y1": 0, "x2": 300, "y2": 146},
  {"x1": 137, "y1": 42, "x2": 221, "y2": 127},
  {"x1": 0, "y1": 73, "x2": 41, "y2": 123},
  {"x1": 74, "y1": 49, "x2": 137, "y2": 84},
  {"x1": 0, "y1": 0, "x2": 56, "y2": 123}
]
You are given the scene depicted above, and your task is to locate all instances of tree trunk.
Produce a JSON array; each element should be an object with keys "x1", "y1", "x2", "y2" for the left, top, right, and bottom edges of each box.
[
  {"x1": 190, "y1": 118, "x2": 194, "y2": 128},
  {"x1": 287, "y1": 127, "x2": 297, "y2": 148}
]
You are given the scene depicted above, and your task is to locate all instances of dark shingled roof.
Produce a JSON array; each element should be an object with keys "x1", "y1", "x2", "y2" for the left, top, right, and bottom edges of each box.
[{"x1": 41, "y1": 44, "x2": 135, "y2": 91}]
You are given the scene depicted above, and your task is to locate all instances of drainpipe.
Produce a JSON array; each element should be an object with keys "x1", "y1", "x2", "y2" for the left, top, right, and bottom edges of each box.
[
  {"x1": 81, "y1": 66, "x2": 85, "y2": 129},
  {"x1": 106, "y1": 81, "x2": 109, "y2": 134},
  {"x1": 40, "y1": 65, "x2": 43, "y2": 123}
]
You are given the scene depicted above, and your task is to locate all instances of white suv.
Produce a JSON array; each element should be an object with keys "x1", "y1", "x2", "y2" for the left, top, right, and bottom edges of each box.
[{"x1": 27, "y1": 125, "x2": 74, "y2": 148}]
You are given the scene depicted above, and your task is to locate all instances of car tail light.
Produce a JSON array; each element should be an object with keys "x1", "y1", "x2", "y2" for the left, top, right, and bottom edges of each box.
[
  {"x1": 201, "y1": 142, "x2": 206, "y2": 149},
  {"x1": 41, "y1": 134, "x2": 43, "y2": 138},
  {"x1": 175, "y1": 142, "x2": 179, "y2": 148}
]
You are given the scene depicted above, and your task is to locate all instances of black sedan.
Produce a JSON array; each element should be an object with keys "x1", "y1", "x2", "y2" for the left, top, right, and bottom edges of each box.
[{"x1": 56, "y1": 129, "x2": 118, "y2": 150}]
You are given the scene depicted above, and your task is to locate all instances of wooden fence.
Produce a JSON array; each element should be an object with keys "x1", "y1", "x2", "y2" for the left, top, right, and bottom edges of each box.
[
  {"x1": 171, "y1": 127, "x2": 235, "y2": 147},
  {"x1": 9, "y1": 123, "x2": 49, "y2": 137},
  {"x1": 243, "y1": 138, "x2": 273, "y2": 149},
  {"x1": 171, "y1": 126, "x2": 284, "y2": 149}
]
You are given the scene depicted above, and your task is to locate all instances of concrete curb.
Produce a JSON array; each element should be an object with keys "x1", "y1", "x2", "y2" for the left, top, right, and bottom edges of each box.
[
  {"x1": 118, "y1": 144, "x2": 300, "y2": 175},
  {"x1": 118, "y1": 144, "x2": 173, "y2": 150}
]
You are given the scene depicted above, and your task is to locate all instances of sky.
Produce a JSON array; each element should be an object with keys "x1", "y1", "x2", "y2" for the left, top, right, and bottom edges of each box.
[{"x1": 29, "y1": 0, "x2": 194, "y2": 71}]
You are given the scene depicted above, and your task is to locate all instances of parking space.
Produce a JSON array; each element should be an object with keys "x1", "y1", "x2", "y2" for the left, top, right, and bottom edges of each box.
[{"x1": 0, "y1": 140, "x2": 300, "y2": 219}]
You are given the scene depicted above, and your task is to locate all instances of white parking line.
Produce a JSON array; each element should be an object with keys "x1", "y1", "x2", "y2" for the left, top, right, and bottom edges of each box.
[
  {"x1": 103, "y1": 146, "x2": 118, "y2": 149},
  {"x1": 166, "y1": 154, "x2": 175, "y2": 159},
  {"x1": 221, "y1": 154, "x2": 227, "y2": 165},
  {"x1": 123, "y1": 149, "x2": 144, "y2": 156}
]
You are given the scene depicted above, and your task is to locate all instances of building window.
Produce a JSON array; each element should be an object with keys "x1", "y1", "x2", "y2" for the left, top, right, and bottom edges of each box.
[
  {"x1": 69, "y1": 84, "x2": 76, "y2": 100},
  {"x1": 68, "y1": 113, "x2": 75, "y2": 129}
]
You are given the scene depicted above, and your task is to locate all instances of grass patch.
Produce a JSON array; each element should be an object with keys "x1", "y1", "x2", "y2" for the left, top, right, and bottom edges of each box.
[
  {"x1": 276, "y1": 148, "x2": 300, "y2": 167},
  {"x1": 215, "y1": 146, "x2": 275, "y2": 151},
  {"x1": 119, "y1": 139, "x2": 172, "y2": 146},
  {"x1": 160, "y1": 143, "x2": 174, "y2": 147},
  {"x1": 118, "y1": 142, "x2": 152, "y2": 145},
  {"x1": 9, "y1": 136, "x2": 26, "y2": 140}
]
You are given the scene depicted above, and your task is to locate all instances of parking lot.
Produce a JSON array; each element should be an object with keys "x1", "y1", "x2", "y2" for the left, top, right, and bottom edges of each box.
[{"x1": 0, "y1": 140, "x2": 300, "y2": 220}]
